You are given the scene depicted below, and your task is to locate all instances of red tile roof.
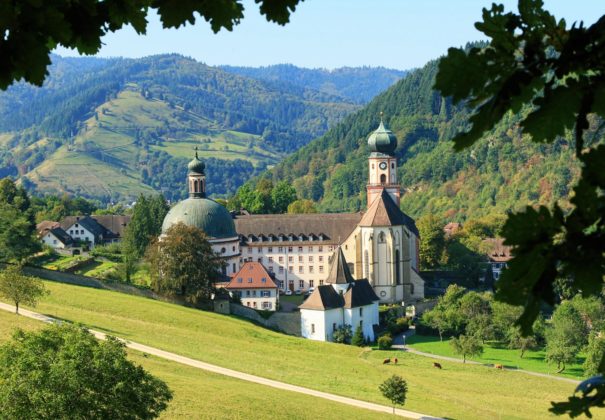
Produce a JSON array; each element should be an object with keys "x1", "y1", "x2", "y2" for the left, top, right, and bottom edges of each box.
[
  {"x1": 226, "y1": 262, "x2": 278, "y2": 290},
  {"x1": 483, "y1": 238, "x2": 513, "y2": 263}
]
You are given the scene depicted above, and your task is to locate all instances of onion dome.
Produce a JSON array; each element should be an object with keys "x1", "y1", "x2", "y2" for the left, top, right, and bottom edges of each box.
[
  {"x1": 187, "y1": 149, "x2": 205, "y2": 174},
  {"x1": 161, "y1": 198, "x2": 237, "y2": 239},
  {"x1": 367, "y1": 117, "x2": 397, "y2": 155}
]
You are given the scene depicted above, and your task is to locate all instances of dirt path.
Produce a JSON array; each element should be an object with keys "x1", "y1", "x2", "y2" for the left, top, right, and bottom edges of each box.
[{"x1": 0, "y1": 302, "x2": 441, "y2": 420}]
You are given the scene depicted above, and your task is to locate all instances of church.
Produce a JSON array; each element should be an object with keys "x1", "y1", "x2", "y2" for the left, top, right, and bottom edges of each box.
[{"x1": 161, "y1": 119, "x2": 425, "y2": 305}]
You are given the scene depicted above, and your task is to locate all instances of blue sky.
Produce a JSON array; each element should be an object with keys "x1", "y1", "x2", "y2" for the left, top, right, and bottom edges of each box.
[{"x1": 56, "y1": 1, "x2": 603, "y2": 70}]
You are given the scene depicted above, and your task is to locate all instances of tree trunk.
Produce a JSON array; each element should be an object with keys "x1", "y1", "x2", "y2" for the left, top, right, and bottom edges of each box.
[
  {"x1": 15, "y1": 301, "x2": 19, "y2": 315},
  {"x1": 392, "y1": 406, "x2": 395, "y2": 415},
  {"x1": 463, "y1": 354, "x2": 466, "y2": 363},
  {"x1": 556, "y1": 362, "x2": 566, "y2": 374},
  {"x1": 439, "y1": 330, "x2": 443, "y2": 342},
  {"x1": 520, "y1": 348, "x2": 525, "y2": 359}
]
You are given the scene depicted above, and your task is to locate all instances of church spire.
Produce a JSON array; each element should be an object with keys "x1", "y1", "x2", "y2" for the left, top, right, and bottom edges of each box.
[{"x1": 187, "y1": 147, "x2": 206, "y2": 198}]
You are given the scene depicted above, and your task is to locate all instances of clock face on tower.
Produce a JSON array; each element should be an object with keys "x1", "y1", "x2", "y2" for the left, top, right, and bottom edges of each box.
[{"x1": 379, "y1": 161, "x2": 387, "y2": 170}]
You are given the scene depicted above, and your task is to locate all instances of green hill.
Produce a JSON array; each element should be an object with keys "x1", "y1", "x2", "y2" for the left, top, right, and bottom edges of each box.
[
  {"x1": 0, "y1": 54, "x2": 365, "y2": 202},
  {"x1": 263, "y1": 57, "x2": 580, "y2": 221},
  {"x1": 6, "y1": 280, "x2": 578, "y2": 419},
  {"x1": 221, "y1": 64, "x2": 408, "y2": 104}
]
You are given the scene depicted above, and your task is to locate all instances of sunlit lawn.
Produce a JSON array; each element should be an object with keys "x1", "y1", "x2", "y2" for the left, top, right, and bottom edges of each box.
[
  {"x1": 0, "y1": 310, "x2": 390, "y2": 420},
  {"x1": 11, "y1": 280, "x2": 589, "y2": 419},
  {"x1": 406, "y1": 334, "x2": 585, "y2": 379}
]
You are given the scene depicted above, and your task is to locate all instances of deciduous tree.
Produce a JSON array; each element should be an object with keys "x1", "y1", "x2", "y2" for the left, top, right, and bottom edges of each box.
[
  {"x1": 434, "y1": 2, "x2": 605, "y2": 414},
  {"x1": 0, "y1": 179, "x2": 40, "y2": 262},
  {"x1": 0, "y1": 1, "x2": 303, "y2": 89},
  {"x1": 545, "y1": 302, "x2": 587, "y2": 373},
  {"x1": 379, "y1": 375, "x2": 408, "y2": 414},
  {"x1": 417, "y1": 214, "x2": 446, "y2": 269},
  {"x1": 450, "y1": 334, "x2": 483, "y2": 363},
  {"x1": 0, "y1": 265, "x2": 47, "y2": 314},
  {"x1": 146, "y1": 222, "x2": 224, "y2": 303},
  {"x1": 0, "y1": 324, "x2": 172, "y2": 419}
]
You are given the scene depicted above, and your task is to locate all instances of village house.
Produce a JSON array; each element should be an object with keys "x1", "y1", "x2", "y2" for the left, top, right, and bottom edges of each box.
[
  {"x1": 483, "y1": 238, "x2": 512, "y2": 280},
  {"x1": 36, "y1": 215, "x2": 131, "y2": 249},
  {"x1": 225, "y1": 261, "x2": 279, "y2": 311}
]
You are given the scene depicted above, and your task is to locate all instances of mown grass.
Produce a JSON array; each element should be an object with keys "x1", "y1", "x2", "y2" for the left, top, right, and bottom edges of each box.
[
  {"x1": 0, "y1": 310, "x2": 390, "y2": 420},
  {"x1": 406, "y1": 334, "x2": 585, "y2": 379},
  {"x1": 14, "y1": 280, "x2": 586, "y2": 419}
]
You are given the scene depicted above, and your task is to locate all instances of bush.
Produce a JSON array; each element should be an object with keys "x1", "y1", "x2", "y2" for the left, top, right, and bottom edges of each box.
[
  {"x1": 387, "y1": 316, "x2": 411, "y2": 336},
  {"x1": 351, "y1": 325, "x2": 366, "y2": 347},
  {"x1": 378, "y1": 334, "x2": 393, "y2": 350},
  {"x1": 333, "y1": 325, "x2": 352, "y2": 344}
]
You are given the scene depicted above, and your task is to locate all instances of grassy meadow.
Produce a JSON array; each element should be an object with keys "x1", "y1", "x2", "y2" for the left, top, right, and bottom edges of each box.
[
  {"x1": 9, "y1": 280, "x2": 589, "y2": 419},
  {"x1": 23, "y1": 87, "x2": 282, "y2": 200},
  {"x1": 406, "y1": 334, "x2": 585, "y2": 379},
  {"x1": 0, "y1": 310, "x2": 390, "y2": 420}
]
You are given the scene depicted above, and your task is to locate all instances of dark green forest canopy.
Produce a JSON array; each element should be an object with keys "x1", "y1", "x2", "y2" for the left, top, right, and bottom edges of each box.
[
  {"x1": 0, "y1": 0, "x2": 303, "y2": 90},
  {"x1": 260, "y1": 53, "x2": 579, "y2": 221}
]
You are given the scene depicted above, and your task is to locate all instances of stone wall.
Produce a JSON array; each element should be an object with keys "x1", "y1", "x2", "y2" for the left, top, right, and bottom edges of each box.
[{"x1": 230, "y1": 304, "x2": 301, "y2": 336}]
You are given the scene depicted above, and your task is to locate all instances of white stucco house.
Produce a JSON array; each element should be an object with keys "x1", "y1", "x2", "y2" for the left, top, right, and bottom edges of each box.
[
  {"x1": 300, "y1": 249, "x2": 380, "y2": 342},
  {"x1": 40, "y1": 227, "x2": 73, "y2": 249}
]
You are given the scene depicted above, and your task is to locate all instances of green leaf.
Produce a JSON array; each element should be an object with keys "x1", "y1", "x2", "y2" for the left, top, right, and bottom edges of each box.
[{"x1": 522, "y1": 83, "x2": 583, "y2": 143}]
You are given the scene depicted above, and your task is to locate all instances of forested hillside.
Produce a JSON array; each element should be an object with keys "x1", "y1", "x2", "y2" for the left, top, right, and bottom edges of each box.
[
  {"x1": 0, "y1": 54, "x2": 366, "y2": 202},
  {"x1": 221, "y1": 64, "x2": 407, "y2": 104},
  {"x1": 262, "y1": 58, "x2": 581, "y2": 221}
]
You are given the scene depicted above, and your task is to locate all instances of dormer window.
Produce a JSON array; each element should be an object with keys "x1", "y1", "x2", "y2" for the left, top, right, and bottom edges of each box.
[
  {"x1": 237, "y1": 278, "x2": 243, "y2": 283},
  {"x1": 261, "y1": 277, "x2": 266, "y2": 283},
  {"x1": 248, "y1": 278, "x2": 253, "y2": 283}
]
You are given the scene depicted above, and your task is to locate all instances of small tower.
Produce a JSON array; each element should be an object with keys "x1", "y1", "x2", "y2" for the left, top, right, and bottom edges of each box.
[
  {"x1": 188, "y1": 147, "x2": 206, "y2": 198},
  {"x1": 366, "y1": 115, "x2": 400, "y2": 208}
]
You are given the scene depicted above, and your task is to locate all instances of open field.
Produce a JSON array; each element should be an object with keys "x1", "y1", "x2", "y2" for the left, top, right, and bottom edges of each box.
[
  {"x1": 0, "y1": 310, "x2": 391, "y2": 420},
  {"x1": 12, "y1": 280, "x2": 588, "y2": 419},
  {"x1": 406, "y1": 334, "x2": 585, "y2": 379}
]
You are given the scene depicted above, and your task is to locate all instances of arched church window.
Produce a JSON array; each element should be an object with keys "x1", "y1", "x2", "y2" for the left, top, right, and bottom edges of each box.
[
  {"x1": 391, "y1": 162, "x2": 395, "y2": 169},
  {"x1": 380, "y1": 174, "x2": 386, "y2": 184},
  {"x1": 395, "y1": 249, "x2": 401, "y2": 285},
  {"x1": 221, "y1": 247, "x2": 226, "y2": 254},
  {"x1": 378, "y1": 232, "x2": 386, "y2": 243}
]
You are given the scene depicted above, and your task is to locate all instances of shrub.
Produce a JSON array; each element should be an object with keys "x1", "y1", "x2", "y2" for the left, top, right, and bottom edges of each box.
[
  {"x1": 387, "y1": 316, "x2": 411, "y2": 336},
  {"x1": 351, "y1": 325, "x2": 366, "y2": 347},
  {"x1": 333, "y1": 325, "x2": 352, "y2": 344},
  {"x1": 378, "y1": 334, "x2": 393, "y2": 350}
]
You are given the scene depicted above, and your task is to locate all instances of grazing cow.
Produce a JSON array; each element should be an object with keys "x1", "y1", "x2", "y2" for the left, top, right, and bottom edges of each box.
[
  {"x1": 433, "y1": 362, "x2": 442, "y2": 369},
  {"x1": 383, "y1": 358, "x2": 391, "y2": 364},
  {"x1": 495, "y1": 364, "x2": 503, "y2": 370},
  {"x1": 394, "y1": 358, "x2": 398, "y2": 364}
]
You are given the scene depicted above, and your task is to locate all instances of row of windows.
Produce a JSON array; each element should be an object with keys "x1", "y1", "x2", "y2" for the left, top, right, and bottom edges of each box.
[
  {"x1": 236, "y1": 290, "x2": 272, "y2": 297},
  {"x1": 236, "y1": 277, "x2": 268, "y2": 283},
  {"x1": 69, "y1": 229, "x2": 86, "y2": 236},
  {"x1": 246, "y1": 301, "x2": 273, "y2": 309},
  {"x1": 278, "y1": 279, "x2": 325, "y2": 289},
  {"x1": 267, "y1": 255, "x2": 325, "y2": 263},
  {"x1": 246, "y1": 245, "x2": 334, "y2": 254}
]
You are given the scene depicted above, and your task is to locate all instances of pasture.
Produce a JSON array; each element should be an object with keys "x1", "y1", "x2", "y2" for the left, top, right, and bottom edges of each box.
[{"x1": 11, "y1": 280, "x2": 589, "y2": 419}]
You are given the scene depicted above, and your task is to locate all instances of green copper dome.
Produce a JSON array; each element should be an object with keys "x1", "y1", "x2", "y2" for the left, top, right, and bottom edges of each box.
[
  {"x1": 188, "y1": 155, "x2": 205, "y2": 174},
  {"x1": 161, "y1": 198, "x2": 237, "y2": 239},
  {"x1": 367, "y1": 120, "x2": 397, "y2": 155}
]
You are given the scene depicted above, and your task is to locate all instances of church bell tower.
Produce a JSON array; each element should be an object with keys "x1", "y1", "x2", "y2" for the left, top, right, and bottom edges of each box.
[
  {"x1": 366, "y1": 115, "x2": 400, "y2": 207},
  {"x1": 188, "y1": 147, "x2": 206, "y2": 198}
]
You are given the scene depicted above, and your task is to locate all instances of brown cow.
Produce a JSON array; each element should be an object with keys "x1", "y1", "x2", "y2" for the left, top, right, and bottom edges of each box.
[
  {"x1": 433, "y1": 362, "x2": 442, "y2": 369},
  {"x1": 393, "y1": 357, "x2": 398, "y2": 364},
  {"x1": 383, "y1": 358, "x2": 391, "y2": 364},
  {"x1": 495, "y1": 364, "x2": 504, "y2": 370}
]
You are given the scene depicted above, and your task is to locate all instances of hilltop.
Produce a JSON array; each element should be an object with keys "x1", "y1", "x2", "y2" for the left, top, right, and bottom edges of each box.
[
  {"x1": 262, "y1": 57, "x2": 580, "y2": 221},
  {"x1": 1, "y1": 55, "x2": 410, "y2": 202},
  {"x1": 221, "y1": 64, "x2": 407, "y2": 104}
]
